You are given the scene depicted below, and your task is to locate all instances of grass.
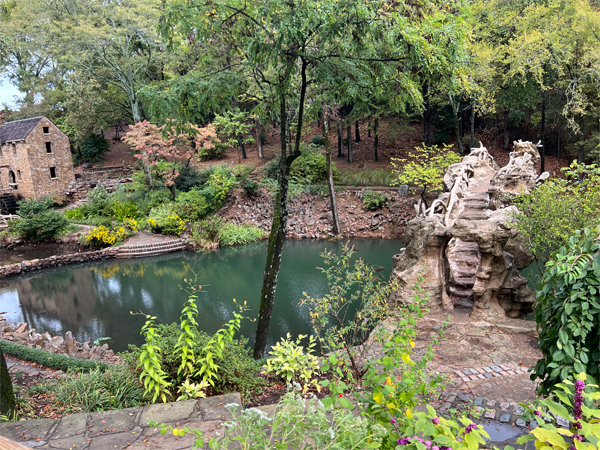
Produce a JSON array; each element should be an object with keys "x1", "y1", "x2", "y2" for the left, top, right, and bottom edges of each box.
[
  {"x1": 219, "y1": 222, "x2": 266, "y2": 247},
  {"x1": 337, "y1": 169, "x2": 396, "y2": 187}
]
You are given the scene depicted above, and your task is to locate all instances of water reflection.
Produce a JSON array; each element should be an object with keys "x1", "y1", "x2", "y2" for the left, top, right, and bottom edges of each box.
[{"x1": 0, "y1": 239, "x2": 405, "y2": 352}]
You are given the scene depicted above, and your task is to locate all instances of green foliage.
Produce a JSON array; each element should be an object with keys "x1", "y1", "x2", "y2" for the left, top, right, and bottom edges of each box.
[
  {"x1": 391, "y1": 143, "x2": 462, "y2": 198},
  {"x1": 14, "y1": 197, "x2": 68, "y2": 242},
  {"x1": 152, "y1": 391, "x2": 386, "y2": 450},
  {"x1": 175, "y1": 167, "x2": 216, "y2": 192},
  {"x1": 261, "y1": 156, "x2": 280, "y2": 181},
  {"x1": 198, "y1": 141, "x2": 227, "y2": 161},
  {"x1": 207, "y1": 166, "x2": 235, "y2": 205},
  {"x1": 176, "y1": 189, "x2": 213, "y2": 221},
  {"x1": 310, "y1": 135, "x2": 325, "y2": 146},
  {"x1": 80, "y1": 133, "x2": 110, "y2": 162},
  {"x1": 55, "y1": 365, "x2": 144, "y2": 413},
  {"x1": 193, "y1": 216, "x2": 225, "y2": 242},
  {"x1": 0, "y1": 345, "x2": 15, "y2": 418},
  {"x1": 0, "y1": 339, "x2": 108, "y2": 373},
  {"x1": 511, "y1": 162, "x2": 600, "y2": 269},
  {"x1": 242, "y1": 179, "x2": 259, "y2": 197},
  {"x1": 301, "y1": 244, "x2": 398, "y2": 383},
  {"x1": 289, "y1": 147, "x2": 338, "y2": 183},
  {"x1": 532, "y1": 226, "x2": 600, "y2": 395},
  {"x1": 147, "y1": 205, "x2": 186, "y2": 235},
  {"x1": 110, "y1": 199, "x2": 138, "y2": 221},
  {"x1": 362, "y1": 190, "x2": 386, "y2": 210},
  {"x1": 212, "y1": 109, "x2": 255, "y2": 150},
  {"x1": 265, "y1": 333, "x2": 321, "y2": 391},
  {"x1": 218, "y1": 222, "x2": 265, "y2": 247},
  {"x1": 87, "y1": 185, "x2": 111, "y2": 216},
  {"x1": 516, "y1": 374, "x2": 600, "y2": 450},
  {"x1": 137, "y1": 313, "x2": 172, "y2": 403}
]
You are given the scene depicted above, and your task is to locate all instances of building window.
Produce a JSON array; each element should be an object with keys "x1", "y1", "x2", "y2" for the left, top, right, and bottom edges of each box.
[
  {"x1": 43, "y1": 126, "x2": 49, "y2": 134},
  {"x1": 50, "y1": 167, "x2": 57, "y2": 179},
  {"x1": 8, "y1": 170, "x2": 17, "y2": 189},
  {"x1": 12, "y1": 144, "x2": 16, "y2": 155},
  {"x1": 45, "y1": 142, "x2": 52, "y2": 153}
]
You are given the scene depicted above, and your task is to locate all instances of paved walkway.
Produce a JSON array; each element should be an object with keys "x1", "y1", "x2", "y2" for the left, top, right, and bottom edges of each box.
[{"x1": 0, "y1": 394, "x2": 241, "y2": 450}]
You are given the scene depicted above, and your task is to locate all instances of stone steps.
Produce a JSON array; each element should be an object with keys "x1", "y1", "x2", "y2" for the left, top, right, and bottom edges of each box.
[{"x1": 116, "y1": 239, "x2": 186, "y2": 258}]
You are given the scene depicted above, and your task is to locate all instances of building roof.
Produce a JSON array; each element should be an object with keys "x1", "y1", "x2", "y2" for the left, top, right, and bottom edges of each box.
[{"x1": 0, "y1": 116, "x2": 44, "y2": 144}]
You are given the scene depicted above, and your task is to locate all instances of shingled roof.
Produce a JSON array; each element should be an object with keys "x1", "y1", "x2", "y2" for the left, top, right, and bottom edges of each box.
[{"x1": 0, "y1": 116, "x2": 43, "y2": 144}]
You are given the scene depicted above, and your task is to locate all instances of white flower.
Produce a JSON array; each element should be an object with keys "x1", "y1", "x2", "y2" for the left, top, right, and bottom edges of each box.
[{"x1": 328, "y1": 427, "x2": 335, "y2": 440}]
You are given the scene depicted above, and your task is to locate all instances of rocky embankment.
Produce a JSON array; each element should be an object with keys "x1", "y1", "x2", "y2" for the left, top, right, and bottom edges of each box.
[
  {"x1": 222, "y1": 187, "x2": 416, "y2": 239},
  {"x1": 0, "y1": 316, "x2": 121, "y2": 364}
]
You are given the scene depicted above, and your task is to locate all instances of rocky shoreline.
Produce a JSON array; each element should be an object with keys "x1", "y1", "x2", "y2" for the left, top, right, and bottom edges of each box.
[{"x1": 0, "y1": 316, "x2": 121, "y2": 365}]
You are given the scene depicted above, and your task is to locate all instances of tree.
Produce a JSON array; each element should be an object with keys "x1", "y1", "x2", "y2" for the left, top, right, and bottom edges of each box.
[
  {"x1": 161, "y1": 0, "x2": 470, "y2": 358},
  {"x1": 213, "y1": 109, "x2": 255, "y2": 161},
  {"x1": 392, "y1": 144, "x2": 462, "y2": 208},
  {"x1": 123, "y1": 120, "x2": 218, "y2": 195},
  {"x1": 0, "y1": 344, "x2": 15, "y2": 417}
]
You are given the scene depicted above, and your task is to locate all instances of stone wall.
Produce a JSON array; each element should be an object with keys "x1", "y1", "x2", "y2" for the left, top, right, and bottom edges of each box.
[
  {"x1": 64, "y1": 177, "x2": 132, "y2": 201},
  {"x1": 0, "y1": 248, "x2": 118, "y2": 279}
]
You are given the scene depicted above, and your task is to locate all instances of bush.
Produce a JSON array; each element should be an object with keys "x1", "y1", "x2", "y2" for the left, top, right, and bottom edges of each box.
[
  {"x1": 176, "y1": 189, "x2": 214, "y2": 221},
  {"x1": 148, "y1": 205, "x2": 186, "y2": 235},
  {"x1": 362, "y1": 190, "x2": 386, "y2": 210},
  {"x1": 138, "y1": 188, "x2": 173, "y2": 217},
  {"x1": 80, "y1": 133, "x2": 109, "y2": 161},
  {"x1": 55, "y1": 365, "x2": 144, "y2": 413},
  {"x1": 198, "y1": 141, "x2": 227, "y2": 161},
  {"x1": 64, "y1": 206, "x2": 86, "y2": 221},
  {"x1": 265, "y1": 334, "x2": 320, "y2": 391},
  {"x1": 532, "y1": 226, "x2": 600, "y2": 395},
  {"x1": 207, "y1": 166, "x2": 235, "y2": 205},
  {"x1": 337, "y1": 169, "x2": 396, "y2": 187},
  {"x1": 310, "y1": 135, "x2": 325, "y2": 146},
  {"x1": 15, "y1": 197, "x2": 68, "y2": 241},
  {"x1": 262, "y1": 156, "x2": 281, "y2": 180},
  {"x1": 86, "y1": 185, "x2": 110, "y2": 216},
  {"x1": 0, "y1": 339, "x2": 107, "y2": 373},
  {"x1": 242, "y1": 179, "x2": 259, "y2": 197},
  {"x1": 218, "y1": 222, "x2": 265, "y2": 246},
  {"x1": 110, "y1": 199, "x2": 138, "y2": 221},
  {"x1": 289, "y1": 149, "x2": 338, "y2": 183},
  {"x1": 174, "y1": 167, "x2": 215, "y2": 192},
  {"x1": 84, "y1": 225, "x2": 130, "y2": 246}
]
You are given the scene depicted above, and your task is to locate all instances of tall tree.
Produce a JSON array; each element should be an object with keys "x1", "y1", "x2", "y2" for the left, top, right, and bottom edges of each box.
[{"x1": 0, "y1": 344, "x2": 15, "y2": 417}]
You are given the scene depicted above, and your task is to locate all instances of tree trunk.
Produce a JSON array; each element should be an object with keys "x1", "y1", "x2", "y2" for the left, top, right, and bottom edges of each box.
[
  {"x1": 540, "y1": 92, "x2": 546, "y2": 173},
  {"x1": 131, "y1": 98, "x2": 141, "y2": 124},
  {"x1": 169, "y1": 184, "x2": 177, "y2": 201},
  {"x1": 557, "y1": 126, "x2": 561, "y2": 158},
  {"x1": 255, "y1": 118, "x2": 263, "y2": 158},
  {"x1": 367, "y1": 118, "x2": 371, "y2": 137},
  {"x1": 254, "y1": 96, "x2": 290, "y2": 360},
  {"x1": 254, "y1": 62, "x2": 306, "y2": 359},
  {"x1": 503, "y1": 109, "x2": 511, "y2": 152},
  {"x1": 347, "y1": 124, "x2": 353, "y2": 163},
  {"x1": 0, "y1": 345, "x2": 15, "y2": 417},
  {"x1": 450, "y1": 95, "x2": 463, "y2": 155},
  {"x1": 470, "y1": 106, "x2": 476, "y2": 148},
  {"x1": 423, "y1": 83, "x2": 431, "y2": 146},
  {"x1": 354, "y1": 121, "x2": 360, "y2": 142},
  {"x1": 323, "y1": 117, "x2": 340, "y2": 234},
  {"x1": 240, "y1": 142, "x2": 247, "y2": 159},
  {"x1": 374, "y1": 118, "x2": 379, "y2": 162},
  {"x1": 337, "y1": 122, "x2": 344, "y2": 157}
]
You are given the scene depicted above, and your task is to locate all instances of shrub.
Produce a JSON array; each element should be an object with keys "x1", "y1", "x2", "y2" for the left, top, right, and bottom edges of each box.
[
  {"x1": 110, "y1": 199, "x2": 138, "y2": 221},
  {"x1": 176, "y1": 189, "x2": 214, "y2": 222},
  {"x1": 55, "y1": 365, "x2": 144, "y2": 413},
  {"x1": 207, "y1": 166, "x2": 235, "y2": 205},
  {"x1": 86, "y1": 185, "x2": 110, "y2": 216},
  {"x1": 147, "y1": 205, "x2": 186, "y2": 235},
  {"x1": 362, "y1": 190, "x2": 386, "y2": 210},
  {"x1": 64, "y1": 206, "x2": 87, "y2": 221},
  {"x1": 138, "y1": 188, "x2": 173, "y2": 217},
  {"x1": 262, "y1": 156, "x2": 281, "y2": 180},
  {"x1": 196, "y1": 216, "x2": 225, "y2": 242},
  {"x1": 265, "y1": 333, "x2": 320, "y2": 391},
  {"x1": 0, "y1": 339, "x2": 107, "y2": 373},
  {"x1": 174, "y1": 167, "x2": 215, "y2": 192},
  {"x1": 338, "y1": 169, "x2": 396, "y2": 187},
  {"x1": 15, "y1": 197, "x2": 68, "y2": 242},
  {"x1": 218, "y1": 222, "x2": 265, "y2": 246},
  {"x1": 242, "y1": 179, "x2": 259, "y2": 197},
  {"x1": 80, "y1": 133, "x2": 110, "y2": 161},
  {"x1": 198, "y1": 141, "x2": 227, "y2": 161},
  {"x1": 310, "y1": 135, "x2": 325, "y2": 146},
  {"x1": 532, "y1": 226, "x2": 600, "y2": 395},
  {"x1": 84, "y1": 225, "x2": 130, "y2": 246},
  {"x1": 289, "y1": 149, "x2": 338, "y2": 183}
]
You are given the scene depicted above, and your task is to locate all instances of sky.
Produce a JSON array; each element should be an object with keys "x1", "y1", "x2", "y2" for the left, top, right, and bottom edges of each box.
[{"x1": 0, "y1": 76, "x2": 22, "y2": 108}]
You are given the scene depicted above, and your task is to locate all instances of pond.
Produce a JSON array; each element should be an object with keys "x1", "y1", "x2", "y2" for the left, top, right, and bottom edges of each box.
[{"x1": 0, "y1": 239, "x2": 404, "y2": 353}]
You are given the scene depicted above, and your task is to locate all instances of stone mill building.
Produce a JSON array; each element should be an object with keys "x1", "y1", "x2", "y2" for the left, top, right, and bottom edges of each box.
[{"x1": 0, "y1": 116, "x2": 75, "y2": 199}]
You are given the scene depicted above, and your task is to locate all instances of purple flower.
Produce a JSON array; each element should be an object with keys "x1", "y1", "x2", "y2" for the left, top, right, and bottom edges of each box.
[
  {"x1": 534, "y1": 410, "x2": 542, "y2": 417},
  {"x1": 432, "y1": 417, "x2": 440, "y2": 425},
  {"x1": 465, "y1": 423, "x2": 477, "y2": 434},
  {"x1": 425, "y1": 441, "x2": 432, "y2": 449},
  {"x1": 575, "y1": 380, "x2": 585, "y2": 394},
  {"x1": 398, "y1": 437, "x2": 411, "y2": 445},
  {"x1": 573, "y1": 434, "x2": 584, "y2": 442},
  {"x1": 390, "y1": 418, "x2": 396, "y2": 424},
  {"x1": 572, "y1": 421, "x2": 582, "y2": 430},
  {"x1": 417, "y1": 437, "x2": 424, "y2": 444},
  {"x1": 432, "y1": 446, "x2": 439, "y2": 450}
]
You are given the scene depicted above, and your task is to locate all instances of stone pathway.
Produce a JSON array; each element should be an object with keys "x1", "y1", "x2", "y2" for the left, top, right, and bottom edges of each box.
[{"x1": 0, "y1": 394, "x2": 242, "y2": 450}]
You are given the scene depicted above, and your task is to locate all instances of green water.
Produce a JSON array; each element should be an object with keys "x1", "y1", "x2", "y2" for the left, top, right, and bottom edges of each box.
[{"x1": 0, "y1": 239, "x2": 404, "y2": 352}]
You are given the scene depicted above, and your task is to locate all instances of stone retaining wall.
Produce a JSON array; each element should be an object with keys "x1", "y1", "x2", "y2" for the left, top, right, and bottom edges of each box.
[
  {"x1": 64, "y1": 177, "x2": 132, "y2": 201},
  {"x1": 0, "y1": 248, "x2": 118, "y2": 279}
]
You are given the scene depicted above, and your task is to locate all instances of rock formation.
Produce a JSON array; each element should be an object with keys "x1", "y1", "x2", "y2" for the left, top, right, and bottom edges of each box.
[{"x1": 390, "y1": 141, "x2": 548, "y2": 320}]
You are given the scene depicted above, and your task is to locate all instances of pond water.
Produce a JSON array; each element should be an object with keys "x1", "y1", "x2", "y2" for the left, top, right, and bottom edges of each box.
[{"x1": 0, "y1": 239, "x2": 404, "y2": 353}]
